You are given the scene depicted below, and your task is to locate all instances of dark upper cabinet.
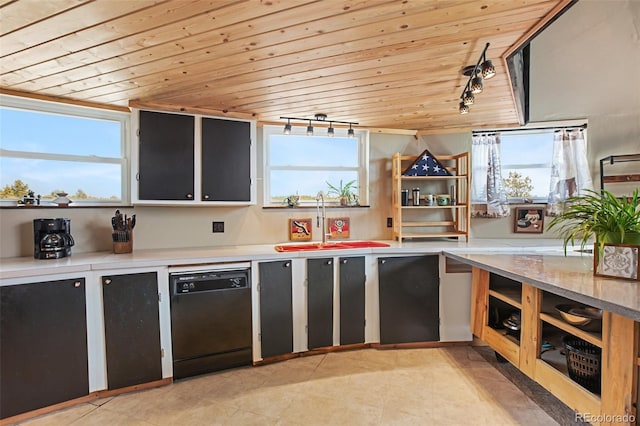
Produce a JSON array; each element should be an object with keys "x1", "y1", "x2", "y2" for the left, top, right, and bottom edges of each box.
[
  {"x1": 259, "y1": 260, "x2": 294, "y2": 358},
  {"x1": 307, "y1": 258, "x2": 334, "y2": 349},
  {"x1": 378, "y1": 255, "x2": 440, "y2": 344},
  {"x1": 339, "y1": 256, "x2": 366, "y2": 346},
  {"x1": 138, "y1": 110, "x2": 195, "y2": 200},
  {"x1": 135, "y1": 109, "x2": 255, "y2": 204},
  {"x1": 201, "y1": 117, "x2": 251, "y2": 201},
  {"x1": 102, "y1": 272, "x2": 162, "y2": 390},
  {"x1": 0, "y1": 278, "x2": 89, "y2": 419}
]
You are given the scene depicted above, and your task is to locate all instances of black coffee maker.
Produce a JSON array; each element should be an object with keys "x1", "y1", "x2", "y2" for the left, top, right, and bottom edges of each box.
[{"x1": 33, "y1": 218, "x2": 75, "y2": 259}]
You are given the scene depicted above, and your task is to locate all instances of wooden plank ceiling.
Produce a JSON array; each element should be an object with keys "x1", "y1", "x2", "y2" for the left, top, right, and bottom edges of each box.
[{"x1": 0, "y1": 0, "x2": 569, "y2": 133}]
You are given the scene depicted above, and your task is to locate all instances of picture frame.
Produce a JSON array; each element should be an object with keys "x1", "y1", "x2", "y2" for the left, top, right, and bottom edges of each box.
[
  {"x1": 289, "y1": 218, "x2": 312, "y2": 241},
  {"x1": 514, "y1": 207, "x2": 544, "y2": 233},
  {"x1": 328, "y1": 217, "x2": 350, "y2": 239},
  {"x1": 594, "y1": 243, "x2": 640, "y2": 280}
]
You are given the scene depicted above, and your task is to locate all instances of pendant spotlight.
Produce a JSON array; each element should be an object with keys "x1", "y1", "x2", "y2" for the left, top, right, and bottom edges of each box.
[
  {"x1": 280, "y1": 114, "x2": 359, "y2": 137},
  {"x1": 459, "y1": 42, "x2": 496, "y2": 115},
  {"x1": 347, "y1": 123, "x2": 355, "y2": 138}
]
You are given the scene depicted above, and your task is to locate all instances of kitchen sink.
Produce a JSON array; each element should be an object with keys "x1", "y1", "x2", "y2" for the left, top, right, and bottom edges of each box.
[{"x1": 274, "y1": 241, "x2": 390, "y2": 252}]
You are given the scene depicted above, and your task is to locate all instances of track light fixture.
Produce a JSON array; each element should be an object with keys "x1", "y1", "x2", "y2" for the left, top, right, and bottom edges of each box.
[
  {"x1": 459, "y1": 42, "x2": 496, "y2": 115},
  {"x1": 280, "y1": 114, "x2": 359, "y2": 137}
]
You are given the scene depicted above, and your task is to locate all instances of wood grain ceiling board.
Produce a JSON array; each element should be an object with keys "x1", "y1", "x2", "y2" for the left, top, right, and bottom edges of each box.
[{"x1": 0, "y1": 0, "x2": 572, "y2": 132}]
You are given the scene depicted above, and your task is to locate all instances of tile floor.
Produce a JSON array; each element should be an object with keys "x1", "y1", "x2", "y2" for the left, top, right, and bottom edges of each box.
[{"x1": 19, "y1": 347, "x2": 561, "y2": 425}]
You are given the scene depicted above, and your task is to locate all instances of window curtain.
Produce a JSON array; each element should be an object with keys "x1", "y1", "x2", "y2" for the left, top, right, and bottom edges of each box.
[
  {"x1": 471, "y1": 133, "x2": 510, "y2": 218},
  {"x1": 546, "y1": 128, "x2": 593, "y2": 216}
]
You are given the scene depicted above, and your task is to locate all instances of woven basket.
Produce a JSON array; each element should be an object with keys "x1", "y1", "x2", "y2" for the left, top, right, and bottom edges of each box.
[{"x1": 562, "y1": 335, "x2": 601, "y2": 393}]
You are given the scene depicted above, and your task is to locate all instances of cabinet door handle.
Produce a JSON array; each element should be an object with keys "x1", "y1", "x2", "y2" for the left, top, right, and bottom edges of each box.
[
  {"x1": 380, "y1": 259, "x2": 386, "y2": 264},
  {"x1": 74, "y1": 281, "x2": 82, "y2": 288},
  {"x1": 327, "y1": 260, "x2": 332, "y2": 265},
  {"x1": 341, "y1": 259, "x2": 348, "y2": 264},
  {"x1": 284, "y1": 262, "x2": 290, "y2": 268},
  {"x1": 186, "y1": 193, "x2": 193, "y2": 199},
  {"x1": 203, "y1": 194, "x2": 210, "y2": 200},
  {"x1": 104, "y1": 278, "x2": 112, "y2": 285}
]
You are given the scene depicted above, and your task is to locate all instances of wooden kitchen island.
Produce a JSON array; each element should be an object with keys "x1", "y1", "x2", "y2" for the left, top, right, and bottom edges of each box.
[{"x1": 445, "y1": 252, "x2": 639, "y2": 426}]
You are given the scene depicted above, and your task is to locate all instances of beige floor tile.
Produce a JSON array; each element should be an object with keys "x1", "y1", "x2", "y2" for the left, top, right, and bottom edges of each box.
[
  {"x1": 20, "y1": 403, "x2": 97, "y2": 426},
  {"x1": 69, "y1": 408, "x2": 154, "y2": 426},
  {"x1": 15, "y1": 348, "x2": 562, "y2": 426}
]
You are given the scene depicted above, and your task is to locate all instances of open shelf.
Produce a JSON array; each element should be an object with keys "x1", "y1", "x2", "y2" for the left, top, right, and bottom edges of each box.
[
  {"x1": 391, "y1": 152, "x2": 470, "y2": 241},
  {"x1": 537, "y1": 323, "x2": 602, "y2": 400},
  {"x1": 488, "y1": 273, "x2": 522, "y2": 308},
  {"x1": 489, "y1": 289, "x2": 522, "y2": 309},
  {"x1": 540, "y1": 291, "x2": 602, "y2": 347}
]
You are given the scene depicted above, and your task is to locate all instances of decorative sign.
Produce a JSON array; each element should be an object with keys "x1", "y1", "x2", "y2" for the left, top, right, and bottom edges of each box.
[
  {"x1": 328, "y1": 217, "x2": 350, "y2": 239},
  {"x1": 514, "y1": 207, "x2": 544, "y2": 233},
  {"x1": 594, "y1": 244, "x2": 640, "y2": 280},
  {"x1": 289, "y1": 218, "x2": 312, "y2": 241}
]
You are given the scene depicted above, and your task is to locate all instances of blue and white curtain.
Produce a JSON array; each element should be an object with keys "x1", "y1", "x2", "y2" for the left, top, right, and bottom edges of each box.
[
  {"x1": 471, "y1": 133, "x2": 510, "y2": 218},
  {"x1": 546, "y1": 128, "x2": 593, "y2": 215}
]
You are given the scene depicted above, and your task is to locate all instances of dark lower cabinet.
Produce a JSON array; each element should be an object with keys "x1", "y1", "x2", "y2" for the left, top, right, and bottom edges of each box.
[
  {"x1": 0, "y1": 278, "x2": 88, "y2": 419},
  {"x1": 307, "y1": 258, "x2": 334, "y2": 349},
  {"x1": 378, "y1": 255, "x2": 440, "y2": 344},
  {"x1": 339, "y1": 256, "x2": 366, "y2": 345},
  {"x1": 102, "y1": 272, "x2": 162, "y2": 390},
  {"x1": 259, "y1": 261, "x2": 293, "y2": 358}
]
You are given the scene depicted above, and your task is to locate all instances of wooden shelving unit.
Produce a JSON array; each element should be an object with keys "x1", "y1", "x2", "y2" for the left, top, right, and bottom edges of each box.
[
  {"x1": 391, "y1": 152, "x2": 470, "y2": 241},
  {"x1": 470, "y1": 267, "x2": 640, "y2": 422}
]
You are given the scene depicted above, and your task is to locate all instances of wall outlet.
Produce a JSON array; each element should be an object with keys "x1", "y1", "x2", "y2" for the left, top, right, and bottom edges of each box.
[
  {"x1": 386, "y1": 217, "x2": 393, "y2": 228},
  {"x1": 212, "y1": 221, "x2": 224, "y2": 233}
]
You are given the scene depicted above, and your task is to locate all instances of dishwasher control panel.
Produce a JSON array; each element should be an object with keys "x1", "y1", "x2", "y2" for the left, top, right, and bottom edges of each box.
[{"x1": 170, "y1": 270, "x2": 249, "y2": 294}]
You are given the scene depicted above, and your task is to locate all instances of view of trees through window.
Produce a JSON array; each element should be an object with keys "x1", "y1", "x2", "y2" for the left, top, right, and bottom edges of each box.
[
  {"x1": 499, "y1": 131, "x2": 555, "y2": 201},
  {"x1": 0, "y1": 96, "x2": 128, "y2": 204}
]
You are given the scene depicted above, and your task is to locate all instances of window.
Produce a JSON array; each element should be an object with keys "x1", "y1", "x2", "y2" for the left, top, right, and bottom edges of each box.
[
  {"x1": 500, "y1": 129, "x2": 554, "y2": 202},
  {"x1": 263, "y1": 125, "x2": 369, "y2": 206},
  {"x1": 0, "y1": 95, "x2": 130, "y2": 205}
]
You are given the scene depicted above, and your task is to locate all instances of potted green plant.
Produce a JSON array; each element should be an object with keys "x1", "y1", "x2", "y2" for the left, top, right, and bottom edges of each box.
[
  {"x1": 547, "y1": 188, "x2": 640, "y2": 255},
  {"x1": 326, "y1": 179, "x2": 358, "y2": 206}
]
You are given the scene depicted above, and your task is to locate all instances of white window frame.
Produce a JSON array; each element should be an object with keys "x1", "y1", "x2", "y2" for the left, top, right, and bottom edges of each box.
[
  {"x1": 262, "y1": 125, "x2": 369, "y2": 206},
  {"x1": 490, "y1": 119, "x2": 588, "y2": 204},
  {"x1": 0, "y1": 94, "x2": 130, "y2": 206}
]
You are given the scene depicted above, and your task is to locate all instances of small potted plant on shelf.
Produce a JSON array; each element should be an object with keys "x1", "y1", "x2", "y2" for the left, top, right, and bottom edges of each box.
[
  {"x1": 547, "y1": 188, "x2": 640, "y2": 260},
  {"x1": 326, "y1": 179, "x2": 358, "y2": 206}
]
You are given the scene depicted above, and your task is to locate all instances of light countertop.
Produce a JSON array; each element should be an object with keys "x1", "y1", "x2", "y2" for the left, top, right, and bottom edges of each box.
[
  {"x1": 0, "y1": 239, "x2": 571, "y2": 280},
  {"x1": 445, "y1": 251, "x2": 640, "y2": 321}
]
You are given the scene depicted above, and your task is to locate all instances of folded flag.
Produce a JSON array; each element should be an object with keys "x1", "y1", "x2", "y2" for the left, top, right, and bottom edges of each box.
[{"x1": 403, "y1": 149, "x2": 452, "y2": 176}]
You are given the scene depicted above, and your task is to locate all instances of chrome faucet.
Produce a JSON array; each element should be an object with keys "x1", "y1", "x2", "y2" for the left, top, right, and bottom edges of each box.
[{"x1": 316, "y1": 191, "x2": 328, "y2": 244}]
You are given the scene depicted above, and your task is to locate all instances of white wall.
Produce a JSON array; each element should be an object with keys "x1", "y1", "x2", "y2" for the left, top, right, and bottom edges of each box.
[{"x1": 1, "y1": 0, "x2": 638, "y2": 258}]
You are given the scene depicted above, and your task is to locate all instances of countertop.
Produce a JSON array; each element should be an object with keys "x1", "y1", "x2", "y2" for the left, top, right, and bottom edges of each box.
[
  {"x1": 3, "y1": 237, "x2": 638, "y2": 320},
  {"x1": 0, "y1": 239, "x2": 571, "y2": 280},
  {"x1": 445, "y1": 251, "x2": 640, "y2": 321}
]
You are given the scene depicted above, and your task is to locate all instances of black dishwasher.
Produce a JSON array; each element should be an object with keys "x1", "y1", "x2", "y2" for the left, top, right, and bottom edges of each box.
[{"x1": 170, "y1": 266, "x2": 252, "y2": 379}]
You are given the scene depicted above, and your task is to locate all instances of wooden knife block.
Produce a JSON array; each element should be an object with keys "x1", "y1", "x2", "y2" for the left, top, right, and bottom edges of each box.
[{"x1": 112, "y1": 232, "x2": 133, "y2": 254}]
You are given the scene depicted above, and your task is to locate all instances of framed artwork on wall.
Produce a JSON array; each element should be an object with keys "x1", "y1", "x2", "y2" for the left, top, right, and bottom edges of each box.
[
  {"x1": 289, "y1": 218, "x2": 312, "y2": 241},
  {"x1": 328, "y1": 217, "x2": 350, "y2": 239},
  {"x1": 514, "y1": 207, "x2": 544, "y2": 233}
]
